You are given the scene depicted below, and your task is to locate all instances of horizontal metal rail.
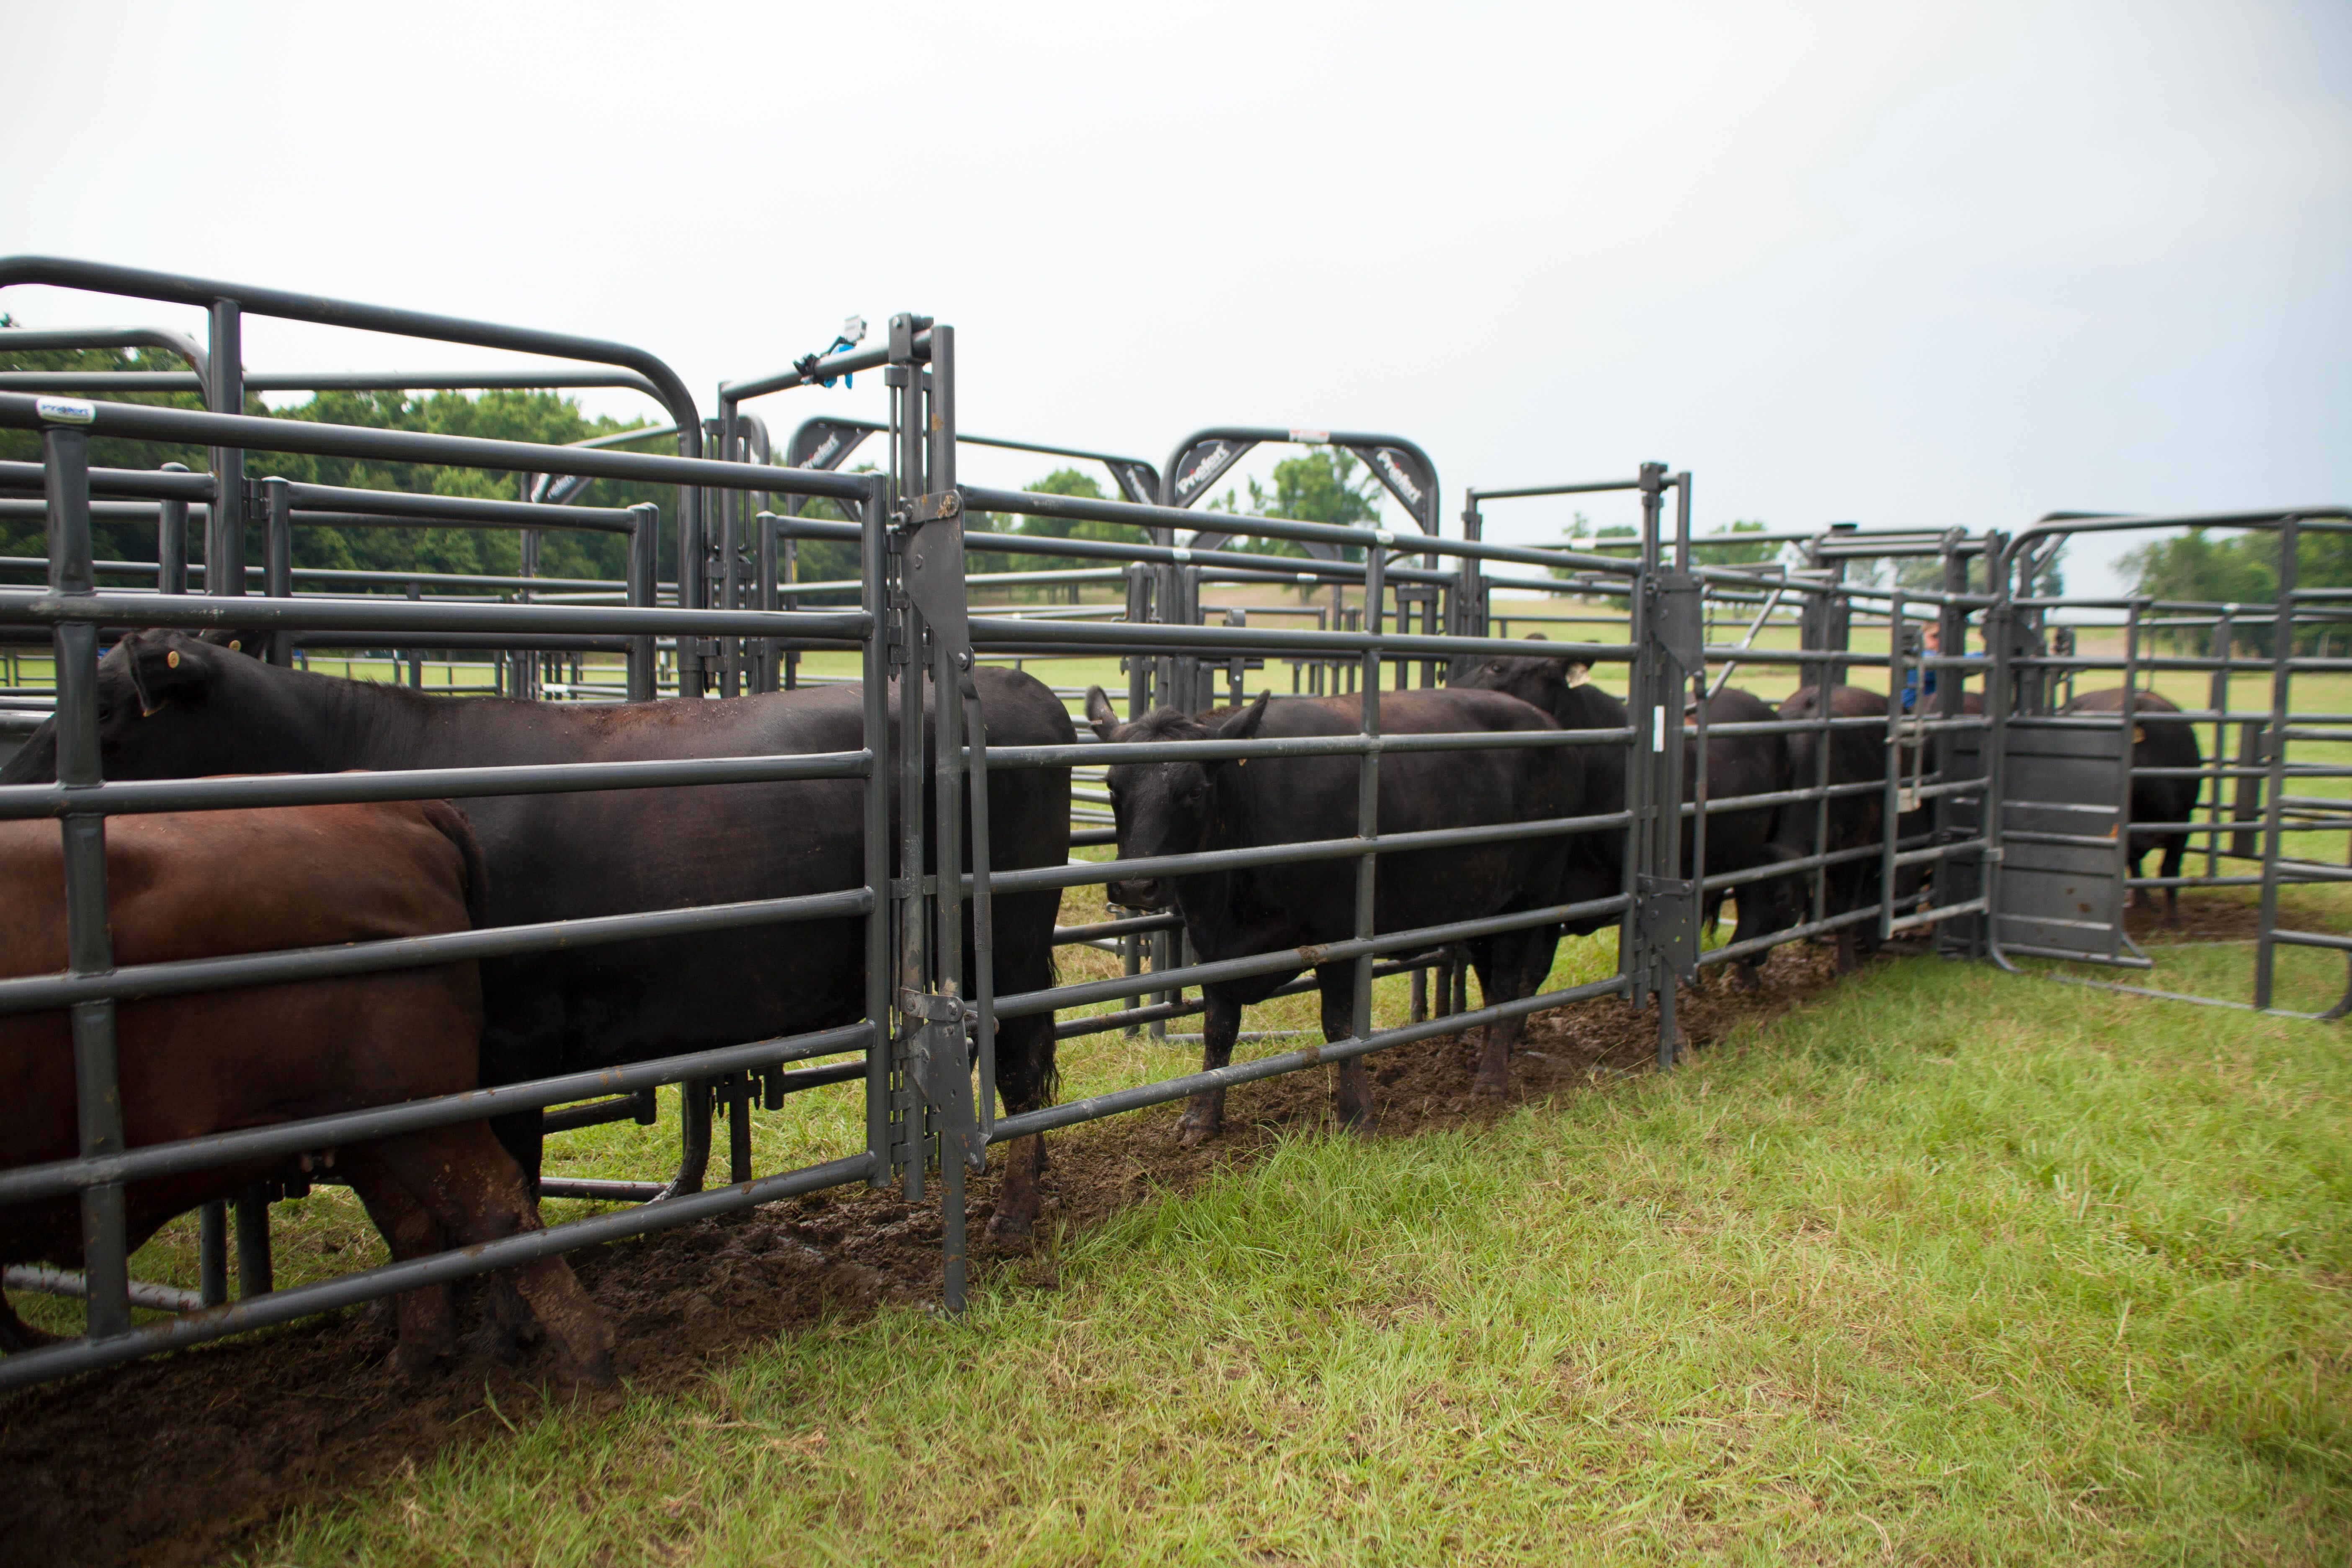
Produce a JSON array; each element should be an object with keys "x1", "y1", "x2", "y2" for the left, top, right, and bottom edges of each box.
[
  {"x1": 972, "y1": 811, "x2": 1637, "y2": 899},
  {"x1": 981, "y1": 727, "x2": 1636, "y2": 771},
  {"x1": 995, "y1": 892, "x2": 1633, "y2": 1019},
  {"x1": 0, "y1": 1151, "x2": 877, "y2": 1393},
  {"x1": 0, "y1": 392, "x2": 861, "y2": 500},
  {"x1": 0, "y1": 586, "x2": 866, "y2": 642},
  {"x1": 0, "y1": 1024, "x2": 871, "y2": 1204},
  {"x1": 0, "y1": 750, "x2": 871, "y2": 821},
  {"x1": 994, "y1": 973, "x2": 1632, "y2": 1143},
  {"x1": 0, "y1": 885, "x2": 872, "y2": 1015}
]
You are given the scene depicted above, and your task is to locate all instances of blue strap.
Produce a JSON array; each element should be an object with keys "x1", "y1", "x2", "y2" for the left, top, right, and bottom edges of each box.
[{"x1": 793, "y1": 335, "x2": 861, "y2": 390}]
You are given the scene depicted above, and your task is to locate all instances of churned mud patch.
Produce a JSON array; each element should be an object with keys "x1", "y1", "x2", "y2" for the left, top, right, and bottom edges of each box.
[{"x1": 0, "y1": 941, "x2": 1848, "y2": 1568}]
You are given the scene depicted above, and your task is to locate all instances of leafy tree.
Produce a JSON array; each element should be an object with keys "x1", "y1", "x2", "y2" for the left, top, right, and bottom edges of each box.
[
  {"x1": 1694, "y1": 520, "x2": 1782, "y2": 567},
  {"x1": 997, "y1": 467, "x2": 1148, "y2": 588}
]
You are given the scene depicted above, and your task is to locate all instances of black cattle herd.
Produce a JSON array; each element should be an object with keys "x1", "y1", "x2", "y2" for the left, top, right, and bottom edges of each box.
[{"x1": 0, "y1": 629, "x2": 2200, "y2": 1375}]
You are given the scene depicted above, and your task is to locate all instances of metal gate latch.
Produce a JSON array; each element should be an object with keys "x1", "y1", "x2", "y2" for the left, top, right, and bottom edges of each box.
[
  {"x1": 1637, "y1": 874, "x2": 1699, "y2": 983},
  {"x1": 899, "y1": 988, "x2": 982, "y2": 1171}
]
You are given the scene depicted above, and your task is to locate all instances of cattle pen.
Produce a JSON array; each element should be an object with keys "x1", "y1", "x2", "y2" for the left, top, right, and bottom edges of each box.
[{"x1": 0, "y1": 255, "x2": 2347, "y2": 1423}]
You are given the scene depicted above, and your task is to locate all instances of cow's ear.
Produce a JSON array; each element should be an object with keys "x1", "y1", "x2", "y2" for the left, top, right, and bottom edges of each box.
[
  {"x1": 1215, "y1": 692, "x2": 1270, "y2": 742},
  {"x1": 120, "y1": 630, "x2": 216, "y2": 716},
  {"x1": 1566, "y1": 661, "x2": 1591, "y2": 687},
  {"x1": 1521, "y1": 632, "x2": 1550, "y2": 642},
  {"x1": 198, "y1": 628, "x2": 268, "y2": 658},
  {"x1": 1083, "y1": 686, "x2": 1122, "y2": 742}
]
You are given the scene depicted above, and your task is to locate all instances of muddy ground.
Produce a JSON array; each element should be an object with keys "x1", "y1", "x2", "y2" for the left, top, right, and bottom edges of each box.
[{"x1": 1, "y1": 939, "x2": 1863, "y2": 1565}]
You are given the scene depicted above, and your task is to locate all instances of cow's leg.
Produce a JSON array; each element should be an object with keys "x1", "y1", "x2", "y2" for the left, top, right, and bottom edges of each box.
[
  {"x1": 0, "y1": 1288, "x2": 58, "y2": 1352},
  {"x1": 373, "y1": 1127, "x2": 614, "y2": 1385},
  {"x1": 1178, "y1": 987, "x2": 1243, "y2": 1147},
  {"x1": 1471, "y1": 930, "x2": 1546, "y2": 1099},
  {"x1": 341, "y1": 1155, "x2": 460, "y2": 1377},
  {"x1": 2161, "y1": 834, "x2": 2186, "y2": 926},
  {"x1": 1316, "y1": 965, "x2": 1374, "y2": 1132},
  {"x1": 1834, "y1": 928, "x2": 1860, "y2": 975},
  {"x1": 985, "y1": 1013, "x2": 1056, "y2": 1250}
]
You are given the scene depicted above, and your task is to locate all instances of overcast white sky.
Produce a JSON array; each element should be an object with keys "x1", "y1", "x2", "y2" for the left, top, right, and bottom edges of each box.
[{"x1": 5, "y1": 0, "x2": 2346, "y2": 594}]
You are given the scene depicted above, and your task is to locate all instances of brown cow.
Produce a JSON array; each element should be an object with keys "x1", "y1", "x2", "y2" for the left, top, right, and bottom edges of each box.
[{"x1": 0, "y1": 801, "x2": 612, "y2": 1382}]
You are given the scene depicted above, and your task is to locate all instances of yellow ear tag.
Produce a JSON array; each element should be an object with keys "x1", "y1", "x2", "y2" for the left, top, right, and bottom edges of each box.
[
  {"x1": 166, "y1": 650, "x2": 180, "y2": 668},
  {"x1": 227, "y1": 640, "x2": 241, "y2": 651}
]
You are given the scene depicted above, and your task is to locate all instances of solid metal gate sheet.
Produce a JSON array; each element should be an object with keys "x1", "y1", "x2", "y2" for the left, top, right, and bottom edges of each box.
[{"x1": 1995, "y1": 717, "x2": 2127, "y2": 961}]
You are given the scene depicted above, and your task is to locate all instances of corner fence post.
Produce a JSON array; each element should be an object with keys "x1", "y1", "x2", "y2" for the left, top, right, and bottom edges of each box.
[{"x1": 44, "y1": 416, "x2": 132, "y2": 1339}]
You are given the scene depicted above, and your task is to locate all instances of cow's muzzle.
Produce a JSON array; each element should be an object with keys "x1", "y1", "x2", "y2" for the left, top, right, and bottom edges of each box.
[{"x1": 1106, "y1": 878, "x2": 1170, "y2": 911}]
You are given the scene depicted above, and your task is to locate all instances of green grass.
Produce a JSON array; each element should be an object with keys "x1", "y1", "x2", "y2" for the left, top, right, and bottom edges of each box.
[{"x1": 242, "y1": 958, "x2": 2352, "y2": 1565}]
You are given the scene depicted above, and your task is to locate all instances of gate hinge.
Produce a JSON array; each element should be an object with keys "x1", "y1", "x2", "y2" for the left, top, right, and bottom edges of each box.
[
  {"x1": 909, "y1": 490, "x2": 962, "y2": 525},
  {"x1": 1647, "y1": 574, "x2": 1703, "y2": 671}
]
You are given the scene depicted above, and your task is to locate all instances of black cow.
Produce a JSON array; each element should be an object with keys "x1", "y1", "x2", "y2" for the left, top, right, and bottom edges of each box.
[
  {"x1": 1446, "y1": 646, "x2": 1790, "y2": 965},
  {"x1": 1748, "y1": 683, "x2": 1889, "y2": 975},
  {"x1": 2059, "y1": 687, "x2": 2202, "y2": 923},
  {"x1": 0, "y1": 630, "x2": 1073, "y2": 1244},
  {"x1": 1445, "y1": 648, "x2": 1628, "y2": 939},
  {"x1": 1083, "y1": 685, "x2": 1576, "y2": 1144}
]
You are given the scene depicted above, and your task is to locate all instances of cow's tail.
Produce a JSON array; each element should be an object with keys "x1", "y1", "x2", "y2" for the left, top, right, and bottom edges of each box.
[{"x1": 420, "y1": 798, "x2": 492, "y2": 930}]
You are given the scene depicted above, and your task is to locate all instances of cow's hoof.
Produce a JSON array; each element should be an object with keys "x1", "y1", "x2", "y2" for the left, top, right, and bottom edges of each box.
[
  {"x1": 1175, "y1": 1117, "x2": 1219, "y2": 1149},
  {"x1": 1733, "y1": 966, "x2": 1761, "y2": 994},
  {"x1": 1470, "y1": 1075, "x2": 1509, "y2": 1101},
  {"x1": 985, "y1": 1211, "x2": 1037, "y2": 1253},
  {"x1": 558, "y1": 1346, "x2": 616, "y2": 1388},
  {"x1": 387, "y1": 1340, "x2": 449, "y2": 1380}
]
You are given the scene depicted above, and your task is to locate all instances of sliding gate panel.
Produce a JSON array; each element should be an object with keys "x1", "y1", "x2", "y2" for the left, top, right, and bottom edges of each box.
[{"x1": 1994, "y1": 716, "x2": 2129, "y2": 962}]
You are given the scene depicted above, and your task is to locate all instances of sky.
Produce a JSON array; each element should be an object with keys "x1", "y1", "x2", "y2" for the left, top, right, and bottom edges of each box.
[{"x1": 4, "y1": 0, "x2": 2346, "y2": 595}]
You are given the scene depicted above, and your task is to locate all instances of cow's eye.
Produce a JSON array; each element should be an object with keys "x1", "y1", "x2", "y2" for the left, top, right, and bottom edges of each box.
[{"x1": 1486, "y1": 662, "x2": 1503, "y2": 673}]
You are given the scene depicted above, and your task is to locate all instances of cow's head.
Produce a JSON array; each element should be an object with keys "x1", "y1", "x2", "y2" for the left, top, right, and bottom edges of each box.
[
  {"x1": 1083, "y1": 686, "x2": 1267, "y2": 910},
  {"x1": 1447, "y1": 634, "x2": 1587, "y2": 725},
  {"x1": 0, "y1": 629, "x2": 284, "y2": 784}
]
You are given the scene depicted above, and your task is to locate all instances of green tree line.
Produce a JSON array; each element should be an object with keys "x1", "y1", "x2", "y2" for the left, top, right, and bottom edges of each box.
[{"x1": 1, "y1": 335, "x2": 673, "y2": 588}]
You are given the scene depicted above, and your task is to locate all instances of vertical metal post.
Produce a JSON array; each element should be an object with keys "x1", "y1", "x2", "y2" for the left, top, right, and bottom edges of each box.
[
  {"x1": 234, "y1": 1186, "x2": 273, "y2": 1297},
  {"x1": 514, "y1": 518, "x2": 539, "y2": 701},
  {"x1": 1882, "y1": 591, "x2": 1906, "y2": 942},
  {"x1": 204, "y1": 299, "x2": 244, "y2": 601},
  {"x1": 44, "y1": 419, "x2": 131, "y2": 1339},
  {"x1": 860, "y1": 479, "x2": 894, "y2": 1189},
  {"x1": 262, "y1": 477, "x2": 293, "y2": 665},
  {"x1": 405, "y1": 581, "x2": 424, "y2": 689},
  {"x1": 2208, "y1": 609, "x2": 2234, "y2": 880},
  {"x1": 627, "y1": 503, "x2": 659, "y2": 702},
  {"x1": 156, "y1": 462, "x2": 191, "y2": 595},
  {"x1": 1637, "y1": 462, "x2": 1684, "y2": 1069},
  {"x1": 2117, "y1": 601, "x2": 2144, "y2": 929},
  {"x1": 678, "y1": 422, "x2": 709, "y2": 699},
  {"x1": 196, "y1": 1201, "x2": 229, "y2": 1308},
  {"x1": 2254, "y1": 518, "x2": 2299, "y2": 1009},
  {"x1": 925, "y1": 326, "x2": 970, "y2": 1314},
  {"x1": 755, "y1": 509, "x2": 779, "y2": 695},
  {"x1": 712, "y1": 418, "x2": 741, "y2": 699},
  {"x1": 1352, "y1": 534, "x2": 1386, "y2": 1071}
]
